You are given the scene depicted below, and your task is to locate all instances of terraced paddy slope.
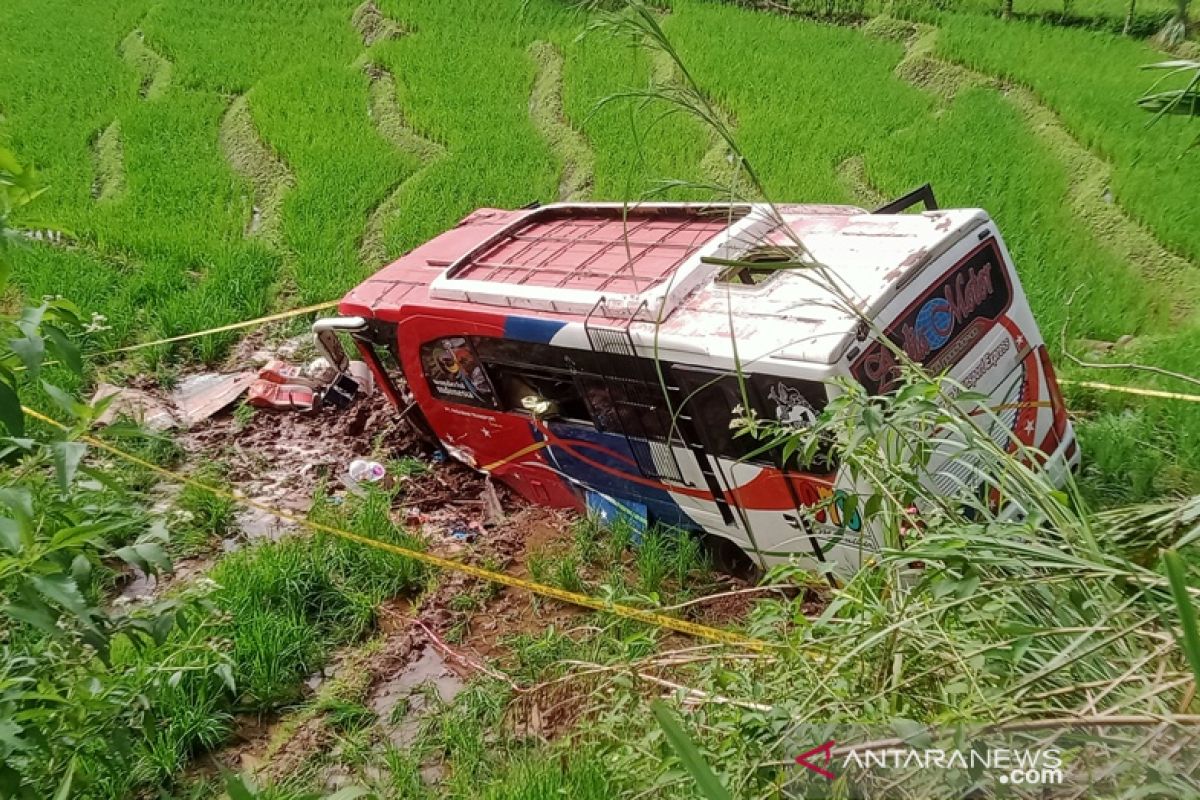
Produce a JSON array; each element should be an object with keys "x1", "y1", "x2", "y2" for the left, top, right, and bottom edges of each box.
[{"x1": 2, "y1": 0, "x2": 1198, "y2": 495}]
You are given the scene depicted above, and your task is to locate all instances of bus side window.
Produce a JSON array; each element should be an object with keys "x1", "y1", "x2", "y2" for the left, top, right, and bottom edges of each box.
[
  {"x1": 672, "y1": 371, "x2": 763, "y2": 462},
  {"x1": 419, "y1": 337, "x2": 498, "y2": 408},
  {"x1": 576, "y1": 375, "x2": 675, "y2": 442},
  {"x1": 748, "y1": 374, "x2": 837, "y2": 473},
  {"x1": 487, "y1": 364, "x2": 591, "y2": 423}
]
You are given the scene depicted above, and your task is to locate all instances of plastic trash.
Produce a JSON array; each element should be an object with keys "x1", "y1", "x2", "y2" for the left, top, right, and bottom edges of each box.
[
  {"x1": 306, "y1": 357, "x2": 338, "y2": 385},
  {"x1": 344, "y1": 459, "x2": 389, "y2": 495}
]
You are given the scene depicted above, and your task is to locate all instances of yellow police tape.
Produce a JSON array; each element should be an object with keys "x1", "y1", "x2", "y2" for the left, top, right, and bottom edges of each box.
[
  {"x1": 1059, "y1": 379, "x2": 1200, "y2": 404},
  {"x1": 21, "y1": 405, "x2": 771, "y2": 653},
  {"x1": 95, "y1": 300, "x2": 340, "y2": 356}
]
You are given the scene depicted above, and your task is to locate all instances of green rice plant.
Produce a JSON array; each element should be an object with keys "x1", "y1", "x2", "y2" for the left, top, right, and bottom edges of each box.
[
  {"x1": 552, "y1": 551, "x2": 585, "y2": 593},
  {"x1": 318, "y1": 698, "x2": 378, "y2": 735},
  {"x1": 633, "y1": 528, "x2": 669, "y2": 596},
  {"x1": 935, "y1": 14, "x2": 1200, "y2": 265},
  {"x1": 570, "y1": 514, "x2": 603, "y2": 564},
  {"x1": 605, "y1": 514, "x2": 636, "y2": 563},
  {"x1": 503, "y1": 628, "x2": 581, "y2": 683},
  {"x1": 228, "y1": 606, "x2": 322, "y2": 706},
  {"x1": 171, "y1": 463, "x2": 236, "y2": 557},
  {"x1": 526, "y1": 548, "x2": 553, "y2": 586},
  {"x1": 669, "y1": 528, "x2": 712, "y2": 588},
  {"x1": 310, "y1": 488, "x2": 429, "y2": 618},
  {"x1": 1075, "y1": 407, "x2": 1180, "y2": 504},
  {"x1": 388, "y1": 455, "x2": 430, "y2": 478},
  {"x1": 477, "y1": 751, "x2": 612, "y2": 800}
]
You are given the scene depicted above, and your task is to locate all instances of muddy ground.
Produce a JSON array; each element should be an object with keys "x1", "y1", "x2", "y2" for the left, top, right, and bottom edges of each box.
[{"x1": 110, "y1": 347, "x2": 778, "y2": 790}]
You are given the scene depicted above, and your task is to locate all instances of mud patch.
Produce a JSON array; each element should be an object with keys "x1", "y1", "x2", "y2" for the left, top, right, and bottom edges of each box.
[
  {"x1": 352, "y1": 0, "x2": 407, "y2": 47},
  {"x1": 370, "y1": 646, "x2": 466, "y2": 747},
  {"x1": 180, "y1": 392, "x2": 420, "y2": 550},
  {"x1": 119, "y1": 29, "x2": 172, "y2": 100},
  {"x1": 91, "y1": 120, "x2": 125, "y2": 202},
  {"x1": 220, "y1": 94, "x2": 295, "y2": 246}
]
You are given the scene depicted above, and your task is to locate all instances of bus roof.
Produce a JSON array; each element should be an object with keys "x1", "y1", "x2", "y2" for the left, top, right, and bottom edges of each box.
[{"x1": 340, "y1": 202, "x2": 990, "y2": 365}]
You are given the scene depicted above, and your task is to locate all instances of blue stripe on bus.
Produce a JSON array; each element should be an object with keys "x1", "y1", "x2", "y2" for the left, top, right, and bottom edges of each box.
[{"x1": 503, "y1": 316, "x2": 566, "y2": 344}]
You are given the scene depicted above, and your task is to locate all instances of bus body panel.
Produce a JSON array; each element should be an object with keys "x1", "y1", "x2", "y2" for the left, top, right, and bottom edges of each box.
[{"x1": 341, "y1": 205, "x2": 1077, "y2": 578}]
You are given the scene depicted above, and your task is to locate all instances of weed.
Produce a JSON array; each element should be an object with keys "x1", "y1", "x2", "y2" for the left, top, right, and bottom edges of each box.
[
  {"x1": 389, "y1": 455, "x2": 430, "y2": 478},
  {"x1": 504, "y1": 628, "x2": 580, "y2": 683},
  {"x1": 320, "y1": 698, "x2": 378, "y2": 735},
  {"x1": 552, "y1": 552, "x2": 585, "y2": 594},
  {"x1": 571, "y1": 514, "x2": 603, "y2": 564},
  {"x1": 171, "y1": 463, "x2": 236, "y2": 558},
  {"x1": 526, "y1": 548, "x2": 553, "y2": 586},
  {"x1": 232, "y1": 401, "x2": 256, "y2": 431},
  {"x1": 671, "y1": 528, "x2": 711, "y2": 588},
  {"x1": 605, "y1": 515, "x2": 635, "y2": 563},
  {"x1": 448, "y1": 592, "x2": 483, "y2": 613},
  {"x1": 634, "y1": 529, "x2": 669, "y2": 597}
]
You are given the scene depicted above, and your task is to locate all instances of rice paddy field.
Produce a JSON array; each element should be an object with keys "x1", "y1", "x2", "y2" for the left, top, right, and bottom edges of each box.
[
  {"x1": 4, "y1": 0, "x2": 1199, "y2": 499},
  {"x1": 5, "y1": 0, "x2": 1200, "y2": 797}
]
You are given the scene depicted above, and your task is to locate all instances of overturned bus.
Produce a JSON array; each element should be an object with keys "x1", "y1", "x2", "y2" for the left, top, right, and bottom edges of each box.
[{"x1": 314, "y1": 199, "x2": 1077, "y2": 574}]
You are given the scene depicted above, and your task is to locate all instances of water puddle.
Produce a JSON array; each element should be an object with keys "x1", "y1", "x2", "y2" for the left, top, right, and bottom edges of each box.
[{"x1": 370, "y1": 646, "x2": 465, "y2": 748}]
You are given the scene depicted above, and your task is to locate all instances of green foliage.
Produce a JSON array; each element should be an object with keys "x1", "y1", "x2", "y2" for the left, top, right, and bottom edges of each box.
[
  {"x1": 650, "y1": 701, "x2": 732, "y2": 800},
  {"x1": 0, "y1": 457, "x2": 223, "y2": 799},
  {"x1": 171, "y1": 463, "x2": 237, "y2": 557},
  {"x1": 208, "y1": 488, "x2": 427, "y2": 707}
]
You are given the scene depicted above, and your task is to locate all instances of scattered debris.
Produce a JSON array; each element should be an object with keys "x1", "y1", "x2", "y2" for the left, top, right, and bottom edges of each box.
[
  {"x1": 92, "y1": 382, "x2": 178, "y2": 431},
  {"x1": 173, "y1": 372, "x2": 256, "y2": 426},
  {"x1": 247, "y1": 379, "x2": 317, "y2": 412},
  {"x1": 344, "y1": 458, "x2": 390, "y2": 495}
]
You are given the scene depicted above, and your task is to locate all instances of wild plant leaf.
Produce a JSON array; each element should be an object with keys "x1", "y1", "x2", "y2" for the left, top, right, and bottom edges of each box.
[
  {"x1": 8, "y1": 335, "x2": 44, "y2": 378},
  {"x1": 0, "y1": 519, "x2": 20, "y2": 554},
  {"x1": 223, "y1": 772, "x2": 258, "y2": 800},
  {"x1": 50, "y1": 441, "x2": 86, "y2": 493},
  {"x1": 70, "y1": 554, "x2": 91, "y2": 586},
  {"x1": 41, "y1": 381, "x2": 84, "y2": 420},
  {"x1": 0, "y1": 488, "x2": 34, "y2": 548},
  {"x1": 891, "y1": 717, "x2": 933, "y2": 748},
  {"x1": 52, "y1": 761, "x2": 73, "y2": 800},
  {"x1": 0, "y1": 379, "x2": 24, "y2": 437},
  {"x1": 216, "y1": 662, "x2": 237, "y2": 693},
  {"x1": 117, "y1": 541, "x2": 170, "y2": 574},
  {"x1": 30, "y1": 574, "x2": 95, "y2": 627},
  {"x1": 1163, "y1": 550, "x2": 1200, "y2": 687},
  {"x1": 651, "y1": 700, "x2": 732, "y2": 800},
  {"x1": 42, "y1": 325, "x2": 81, "y2": 376},
  {"x1": 49, "y1": 521, "x2": 118, "y2": 552},
  {"x1": 0, "y1": 719, "x2": 25, "y2": 752},
  {"x1": 17, "y1": 303, "x2": 46, "y2": 335},
  {"x1": 4, "y1": 598, "x2": 59, "y2": 634}
]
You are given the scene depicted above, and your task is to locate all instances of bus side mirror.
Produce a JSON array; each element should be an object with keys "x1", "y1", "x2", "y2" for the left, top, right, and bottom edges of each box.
[{"x1": 312, "y1": 316, "x2": 367, "y2": 373}]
